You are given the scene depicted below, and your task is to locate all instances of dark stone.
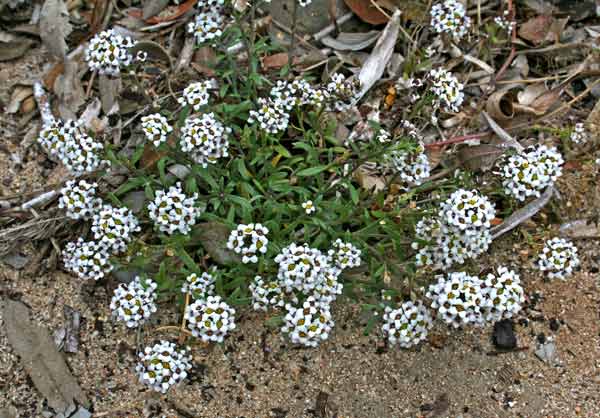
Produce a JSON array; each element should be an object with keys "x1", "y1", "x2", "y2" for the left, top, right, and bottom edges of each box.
[
  {"x1": 549, "y1": 318, "x2": 560, "y2": 332},
  {"x1": 537, "y1": 333, "x2": 546, "y2": 344},
  {"x1": 493, "y1": 320, "x2": 517, "y2": 349}
]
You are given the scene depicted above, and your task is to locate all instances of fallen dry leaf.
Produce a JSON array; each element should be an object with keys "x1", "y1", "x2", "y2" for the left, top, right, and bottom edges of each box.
[
  {"x1": 128, "y1": 0, "x2": 197, "y2": 24},
  {"x1": 2, "y1": 299, "x2": 89, "y2": 414},
  {"x1": 343, "y1": 0, "x2": 388, "y2": 24},
  {"x1": 0, "y1": 38, "x2": 35, "y2": 61},
  {"x1": 518, "y1": 15, "x2": 554, "y2": 45},
  {"x1": 39, "y1": 0, "x2": 73, "y2": 58}
]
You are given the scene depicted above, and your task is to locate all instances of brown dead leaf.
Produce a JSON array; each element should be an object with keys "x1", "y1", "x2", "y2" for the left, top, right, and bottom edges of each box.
[
  {"x1": 344, "y1": 0, "x2": 388, "y2": 25},
  {"x1": 261, "y1": 52, "x2": 289, "y2": 70},
  {"x1": 486, "y1": 89, "x2": 516, "y2": 122},
  {"x1": 518, "y1": 15, "x2": 553, "y2": 44},
  {"x1": 458, "y1": 144, "x2": 504, "y2": 172},
  {"x1": 354, "y1": 164, "x2": 387, "y2": 192},
  {"x1": 142, "y1": 0, "x2": 170, "y2": 20},
  {"x1": 7, "y1": 85, "x2": 33, "y2": 114},
  {"x1": 128, "y1": 0, "x2": 197, "y2": 24},
  {"x1": 426, "y1": 145, "x2": 445, "y2": 171}
]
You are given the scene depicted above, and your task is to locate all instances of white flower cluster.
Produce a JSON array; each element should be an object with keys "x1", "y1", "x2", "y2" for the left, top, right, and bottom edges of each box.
[
  {"x1": 328, "y1": 239, "x2": 361, "y2": 270},
  {"x1": 62, "y1": 238, "x2": 113, "y2": 281},
  {"x1": 537, "y1": 238, "x2": 580, "y2": 279},
  {"x1": 58, "y1": 179, "x2": 101, "y2": 220},
  {"x1": 499, "y1": 145, "x2": 564, "y2": 201},
  {"x1": 249, "y1": 276, "x2": 285, "y2": 311},
  {"x1": 110, "y1": 277, "x2": 158, "y2": 328},
  {"x1": 248, "y1": 97, "x2": 290, "y2": 134},
  {"x1": 429, "y1": 68, "x2": 464, "y2": 113},
  {"x1": 187, "y1": 1, "x2": 225, "y2": 45},
  {"x1": 281, "y1": 297, "x2": 334, "y2": 347},
  {"x1": 141, "y1": 113, "x2": 173, "y2": 147},
  {"x1": 382, "y1": 301, "x2": 433, "y2": 348},
  {"x1": 91, "y1": 205, "x2": 141, "y2": 253},
  {"x1": 413, "y1": 189, "x2": 496, "y2": 268},
  {"x1": 298, "y1": 0, "x2": 313, "y2": 6},
  {"x1": 427, "y1": 268, "x2": 525, "y2": 328},
  {"x1": 311, "y1": 267, "x2": 343, "y2": 305},
  {"x1": 494, "y1": 11, "x2": 516, "y2": 33},
  {"x1": 274, "y1": 243, "x2": 331, "y2": 294},
  {"x1": 325, "y1": 73, "x2": 361, "y2": 112},
  {"x1": 136, "y1": 341, "x2": 192, "y2": 393},
  {"x1": 181, "y1": 271, "x2": 216, "y2": 298},
  {"x1": 483, "y1": 266, "x2": 524, "y2": 322},
  {"x1": 178, "y1": 81, "x2": 213, "y2": 111},
  {"x1": 427, "y1": 272, "x2": 486, "y2": 327},
  {"x1": 430, "y1": 0, "x2": 471, "y2": 39},
  {"x1": 570, "y1": 123, "x2": 587, "y2": 144},
  {"x1": 148, "y1": 182, "x2": 199, "y2": 235},
  {"x1": 85, "y1": 29, "x2": 136, "y2": 76},
  {"x1": 226, "y1": 223, "x2": 269, "y2": 264},
  {"x1": 387, "y1": 142, "x2": 431, "y2": 188},
  {"x1": 180, "y1": 113, "x2": 231, "y2": 167},
  {"x1": 185, "y1": 295, "x2": 236, "y2": 342},
  {"x1": 38, "y1": 119, "x2": 107, "y2": 176},
  {"x1": 270, "y1": 79, "x2": 316, "y2": 110}
]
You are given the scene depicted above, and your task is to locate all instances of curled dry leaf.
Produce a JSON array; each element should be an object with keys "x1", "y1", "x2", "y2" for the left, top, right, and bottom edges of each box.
[
  {"x1": 354, "y1": 163, "x2": 387, "y2": 193},
  {"x1": 54, "y1": 58, "x2": 85, "y2": 120},
  {"x1": 343, "y1": 0, "x2": 388, "y2": 24},
  {"x1": 486, "y1": 89, "x2": 516, "y2": 122},
  {"x1": 7, "y1": 85, "x2": 33, "y2": 114},
  {"x1": 458, "y1": 143, "x2": 504, "y2": 172},
  {"x1": 39, "y1": 0, "x2": 73, "y2": 58}
]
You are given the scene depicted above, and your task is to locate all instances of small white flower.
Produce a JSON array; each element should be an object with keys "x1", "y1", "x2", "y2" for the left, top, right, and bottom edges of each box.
[
  {"x1": 301, "y1": 200, "x2": 316, "y2": 214},
  {"x1": 62, "y1": 238, "x2": 113, "y2": 281},
  {"x1": 110, "y1": 277, "x2": 158, "y2": 328},
  {"x1": 248, "y1": 97, "x2": 290, "y2": 134},
  {"x1": 148, "y1": 182, "x2": 199, "y2": 235},
  {"x1": 226, "y1": 223, "x2": 269, "y2": 264},
  {"x1": 382, "y1": 301, "x2": 433, "y2": 348},
  {"x1": 427, "y1": 272, "x2": 487, "y2": 328},
  {"x1": 136, "y1": 340, "x2": 192, "y2": 393},
  {"x1": 181, "y1": 271, "x2": 216, "y2": 298},
  {"x1": 185, "y1": 295, "x2": 236, "y2": 343},
  {"x1": 537, "y1": 238, "x2": 580, "y2": 279},
  {"x1": 298, "y1": 0, "x2": 312, "y2": 6},
  {"x1": 386, "y1": 141, "x2": 431, "y2": 189},
  {"x1": 570, "y1": 123, "x2": 587, "y2": 144},
  {"x1": 58, "y1": 179, "x2": 102, "y2": 220},
  {"x1": 136, "y1": 51, "x2": 148, "y2": 62},
  {"x1": 499, "y1": 145, "x2": 564, "y2": 202},
  {"x1": 180, "y1": 113, "x2": 231, "y2": 167},
  {"x1": 187, "y1": 11, "x2": 224, "y2": 45},
  {"x1": 38, "y1": 119, "x2": 108, "y2": 176},
  {"x1": 325, "y1": 73, "x2": 361, "y2": 112},
  {"x1": 430, "y1": 0, "x2": 471, "y2": 40},
  {"x1": 141, "y1": 113, "x2": 172, "y2": 147},
  {"x1": 85, "y1": 29, "x2": 137, "y2": 76},
  {"x1": 328, "y1": 239, "x2": 361, "y2": 270},
  {"x1": 429, "y1": 68, "x2": 465, "y2": 113},
  {"x1": 482, "y1": 266, "x2": 524, "y2": 322},
  {"x1": 91, "y1": 204, "x2": 141, "y2": 253},
  {"x1": 249, "y1": 276, "x2": 285, "y2": 311},
  {"x1": 281, "y1": 297, "x2": 334, "y2": 347},
  {"x1": 178, "y1": 81, "x2": 213, "y2": 111},
  {"x1": 440, "y1": 188, "x2": 496, "y2": 234},
  {"x1": 274, "y1": 243, "x2": 329, "y2": 294}
]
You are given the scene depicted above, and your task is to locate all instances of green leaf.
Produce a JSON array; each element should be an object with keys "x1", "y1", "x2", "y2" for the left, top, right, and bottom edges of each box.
[
  {"x1": 297, "y1": 165, "x2": 329, "y2": 177},
  {"x1": 114, "y1": 177, "x2": 146, "y2": 197}
]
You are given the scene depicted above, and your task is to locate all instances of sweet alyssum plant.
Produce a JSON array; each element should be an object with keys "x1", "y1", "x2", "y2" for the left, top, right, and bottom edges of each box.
[{"x1": 34, "y1": 0, "x2": 582, "y2": 393}]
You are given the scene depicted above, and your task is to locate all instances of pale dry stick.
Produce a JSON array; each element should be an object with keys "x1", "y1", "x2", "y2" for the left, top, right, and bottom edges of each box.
[
  {"x1": 29, "y1": 208, "x2": 61, "y2": 254},
  {"x1": 154, "y1": 325, "x2": 195, "y2": 337},
  {"x1": 178, "y1": 292, "x2": 191, "y2": 345},
  {"x1": 85, "y1": 70, "x2": 96, "y2": 98}
]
